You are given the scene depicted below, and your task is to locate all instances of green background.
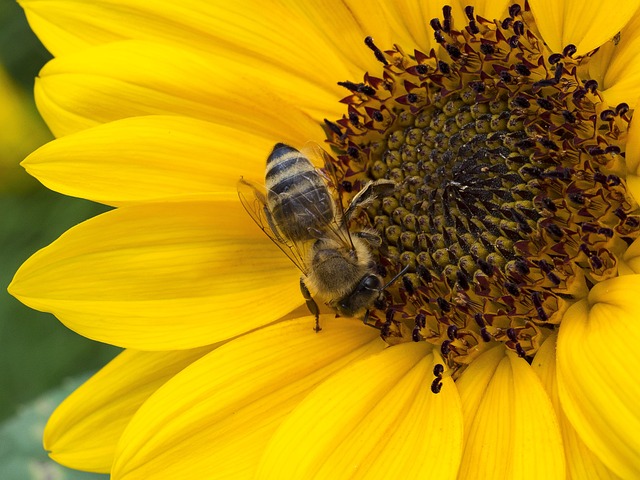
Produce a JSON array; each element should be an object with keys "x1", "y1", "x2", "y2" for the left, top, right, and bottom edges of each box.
[{"x1": 0, "y1": 0, "x2": 119, "y2": 477}]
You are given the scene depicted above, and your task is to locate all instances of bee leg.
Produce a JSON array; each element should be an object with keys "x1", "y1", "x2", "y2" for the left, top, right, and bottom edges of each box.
[
  {"x1": 300, "y1": 278, "x2": 321, "y2": 332},
  {"x1": 362, "y1": 309, "x2": 377, "y2": 328},
  {"x1": 343, "y1": 179, "x2": 395, "y2": 222},
  {"x1": 353, "y1": 230, "x2": 382, "y2": 247}
]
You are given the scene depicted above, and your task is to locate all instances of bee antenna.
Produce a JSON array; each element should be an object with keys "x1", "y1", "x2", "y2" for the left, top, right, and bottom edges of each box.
[{"x1": 381, "y1": 264, "x2": 411, "y2": 291}]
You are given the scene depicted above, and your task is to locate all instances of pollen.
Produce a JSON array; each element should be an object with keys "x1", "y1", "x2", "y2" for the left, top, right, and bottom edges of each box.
[{"x1": 324, "y1": 4, "x2": 640, "y2": 375}]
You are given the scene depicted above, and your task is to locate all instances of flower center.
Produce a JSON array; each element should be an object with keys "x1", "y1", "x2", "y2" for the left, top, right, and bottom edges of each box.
[{"x1": 324, "y1": 4, "x2": 639, "y2": 376}]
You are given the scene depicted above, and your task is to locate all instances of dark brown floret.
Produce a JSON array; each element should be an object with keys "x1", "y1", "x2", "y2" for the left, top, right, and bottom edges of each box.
[{"x1": 322, "y1": 3, "x2": 639, "y2": 375}]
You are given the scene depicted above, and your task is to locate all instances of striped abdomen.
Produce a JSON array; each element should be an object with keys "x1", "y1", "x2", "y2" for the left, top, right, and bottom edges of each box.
[{"x1": 265, "y1": 143, "x2": 334, "y2": 242}]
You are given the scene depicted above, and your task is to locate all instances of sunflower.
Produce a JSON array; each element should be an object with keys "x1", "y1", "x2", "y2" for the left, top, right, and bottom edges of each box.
[{"x1": 9, "y1": 0, "x2": 640, "y2": 478}]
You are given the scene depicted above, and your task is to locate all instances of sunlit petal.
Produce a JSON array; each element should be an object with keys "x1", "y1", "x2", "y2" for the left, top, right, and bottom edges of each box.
[
  {"x1": 621, "y1": 238, "x2": 640, "y2": 275},
  {"x1": 590, "y1": 12, "x2": 640, "y2": 108},
  {"x1": 624, "y1": 99, "x2": 640, "y2": 207},
  {"x1": 111, "y1": 317, "x2": 384, "y2": 479},
  {"x1": 457, "y1": 345, "x2": 565, "y2": 480},
  {"x1": 9, "y1": 197, "x2": 301, "y2": 349},
  {"x1": 22, "y1": 115, "x2": 274, "y2": 206},
  {"x1": 529, "y1": 0, "x2": 640, "y2": 56},
  {"x1": 35, "y1": 40, "x2": 334, "y2": 140},
  {"x1": 44, "y1": 347, "x2": 211, "y2": 472},
  {"x1": 21, "y1": 0, "x2": 359, "y2": 84},
  {"x1": 465, "y1": 0, "x2": 511, "y2": 21},
  {"x1": 257, "y1": 342, "x2": 463, "y2": 480},
  {"x1": 533, "y1": 334, "x2": 623, "y2": 480},
  {"x1": 557, "y1": 276, "x2": 640, "y2": 479}
]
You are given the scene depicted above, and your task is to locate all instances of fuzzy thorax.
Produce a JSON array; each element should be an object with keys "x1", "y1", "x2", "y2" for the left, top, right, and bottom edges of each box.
[{"x1": 304, "y1": 235, "x2": 380, "y2": 317}]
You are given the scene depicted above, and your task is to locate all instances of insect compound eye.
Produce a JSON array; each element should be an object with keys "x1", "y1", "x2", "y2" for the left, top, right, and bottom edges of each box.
[{"x1": 363, "y1": 275, "x2": 381, "y2": 290}]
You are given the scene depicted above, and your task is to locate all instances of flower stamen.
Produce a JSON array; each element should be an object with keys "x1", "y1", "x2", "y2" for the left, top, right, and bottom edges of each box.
[{"x1": 321, "y1": 3, "x2": 640, "y2": 377}]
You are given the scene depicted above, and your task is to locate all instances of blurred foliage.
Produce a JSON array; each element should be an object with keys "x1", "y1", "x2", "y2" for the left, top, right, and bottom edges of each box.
[
  {"x1": 0, "y1": 0, "x2": 120, "y2": 432},
  {"x1": 0, "y1": 0, "x2": 53, "y2": 192},
  {"x1": 0, "y1": 0, "x2": 51, "y2": 87},
  {"x1": 0, "y1": 63, "x2": 52, "y2": 191}
]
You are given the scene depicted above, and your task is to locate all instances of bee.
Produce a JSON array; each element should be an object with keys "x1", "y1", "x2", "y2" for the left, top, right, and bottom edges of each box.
[{"x1": 238, "y1": 143, "x2": 396, "y2": 331}]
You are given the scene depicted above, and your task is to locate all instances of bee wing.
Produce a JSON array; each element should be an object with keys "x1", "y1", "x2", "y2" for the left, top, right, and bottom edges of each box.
[
  {"x1": 301, "y1": 142, "x2": 342, "y2": 191},
  {"x1": 301, "y1": 142, "x2": 357, "y2": 249},
  {"x1": 305, "y1": 144, "x2": 395, "y2": 230},
  {"x1": 237, "y1": 177, "x2": 309, "y2": 274}
]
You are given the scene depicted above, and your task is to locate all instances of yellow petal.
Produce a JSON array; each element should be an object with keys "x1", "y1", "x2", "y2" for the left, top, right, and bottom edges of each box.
[
  {"x1": 44, "y1": 347, "x2": 211, "y2": 473},
  {"x1": 590, "y1": 11, "x2": 640, "y2": 108},
  {"x1": 349, "y1": 0, "x2": 441, "y2": 54},
  {"x1": 111, "y1": 317, "x2": 384, "y2": 479},
  {"x1": 457, "y1": 345, "x2": 565, "y2": 480},
  {"x1": 557, "y1": 276, "x2": 640, "y2": 479},
  {"x1": 21, "y1": 0, "x2": 217, "y2": 55},
  {"x1": 529, "y1": 0, "x2": 640, "y2": 56},
  {"x1": 533, "y1": 334, "x2": 623, "y2": 480},
  {"x1": 282, "y1": 0, "x2": 510, "y2": 66},
  {"x1": 455, "y1": 343, "x2": 505, "y2": 423},
  {"x1": 339, "y1": 0, "x2": 510, "y2": 58},
  {"x1": 362, "y1": 0, "x2": 511, "y2": 54},
  {"x1": 627, "y1": 174, "x2": 640, "y2": 213},
  {"x1": 257, "y1": 342, "x2": 463, "y2": 480},
  {"x1": 266, "y1": 0, "x2": 394, "y2": 78},
  {"x1": 9, "y1": 197, "x2": 302, "y2": 349},
  {"x1": 629, "y1": 98, "x2": 640, "y2": 168},
  {"x1": 464, "y1": 0, "x2": 511, "y2": 22},
  {"x1": 21, "y1": 0, "x2": 358, "y2": 83},
  {"x1": 22, "y1": 115, "x2": 274, "y2": 206},
  {"x1": 624, "y1": 98, "x2": 640, "y2": 208},
  {"x1": 621, "y1": 238, "x2": 640, "y2": 275},
  {"x1": 35, "y1": 40, "x2": 334, "y2": 141}
]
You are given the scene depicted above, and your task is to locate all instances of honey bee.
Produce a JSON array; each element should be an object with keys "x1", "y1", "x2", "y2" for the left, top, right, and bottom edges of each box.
[{"x1": 238, "y1": 143, "x2": 396, "y2": 331}]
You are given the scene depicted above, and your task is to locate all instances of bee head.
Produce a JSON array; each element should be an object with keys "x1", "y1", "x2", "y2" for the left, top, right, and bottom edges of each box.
[{"x1": 333, "y1": 273, "x2": 382, "y2": 318}]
